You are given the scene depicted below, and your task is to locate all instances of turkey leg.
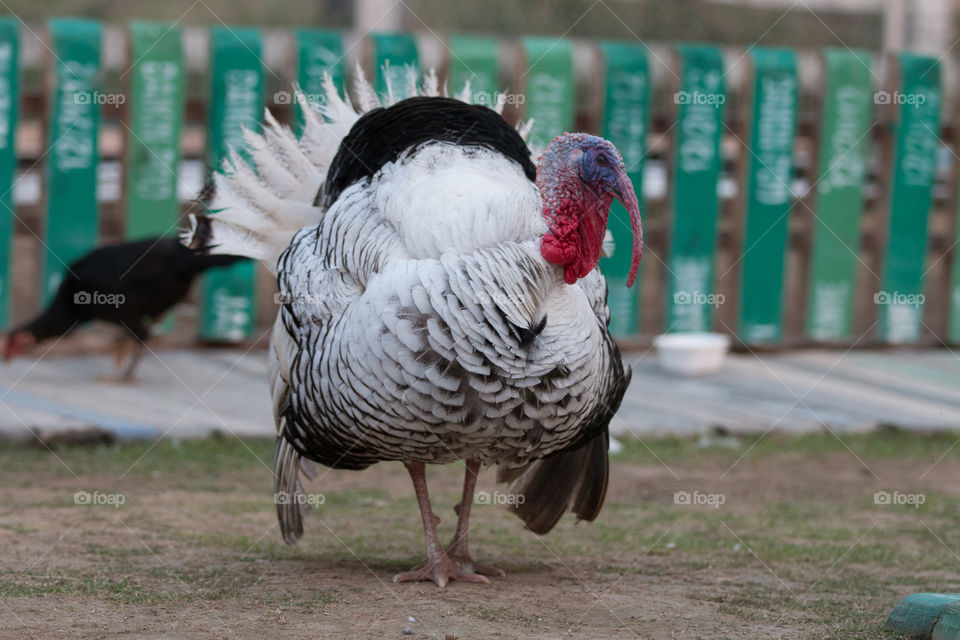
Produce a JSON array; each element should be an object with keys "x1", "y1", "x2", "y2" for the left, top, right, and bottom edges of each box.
[
  {"x1": 446, "y1": 459, "x2": 505, "y2": 577},
  {"x1": 393, "y1": 461, "x2": 489, "y2": 588}
]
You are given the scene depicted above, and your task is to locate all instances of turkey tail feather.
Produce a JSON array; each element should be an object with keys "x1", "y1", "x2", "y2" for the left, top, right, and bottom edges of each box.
[
  {"x1": 498, "y1": 430, "x2": 610, "y2": 535},
  {"x1": 181, "y1": 70, "x2": 536, "y2": 272},
  {"x1": 274, "y1": 434, "x2": 311, "y2": 545}
]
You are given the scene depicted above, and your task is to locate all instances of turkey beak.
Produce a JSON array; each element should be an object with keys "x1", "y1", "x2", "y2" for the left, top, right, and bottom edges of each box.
[{"x1": 608, "y1": 170, "x2": 643, "y2": 288}]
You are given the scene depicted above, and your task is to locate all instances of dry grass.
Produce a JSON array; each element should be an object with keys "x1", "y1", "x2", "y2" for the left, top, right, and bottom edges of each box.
[{"x1": 1, "y1": 428, "x2": 958, "y2": 638}]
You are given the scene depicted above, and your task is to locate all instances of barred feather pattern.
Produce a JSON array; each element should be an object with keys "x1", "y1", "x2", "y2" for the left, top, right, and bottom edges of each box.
[
  {"x1": 187, "y1": 69, "x2": 628, "y2": 543},
  {"x1": 273, "y1": 147, "x2": 629, "y2": 472}
]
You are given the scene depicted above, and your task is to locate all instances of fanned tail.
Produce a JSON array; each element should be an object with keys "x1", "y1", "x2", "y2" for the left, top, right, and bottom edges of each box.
[{"x1": 181, "y1": 68, "x2": 536, "y2": 273}]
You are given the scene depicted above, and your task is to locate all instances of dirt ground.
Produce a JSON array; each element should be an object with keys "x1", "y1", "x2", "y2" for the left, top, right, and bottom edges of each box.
[{"x1": 1, "y1": 430, "x2": 959, "y2": 639}]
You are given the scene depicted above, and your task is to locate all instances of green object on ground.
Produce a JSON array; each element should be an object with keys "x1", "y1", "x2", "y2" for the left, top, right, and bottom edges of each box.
[
  {"x1": 597, "y1": 41, "x2": 649, "y2": 337},
  {"x1": 666, "y1": 44, "x2": 725, "y2": 333},
  {"x1": 885, "y1": 593, "x2": 960, "y2": 639},
  {"x1": 933, "y1": 601, "x2": 960, "y2": 640},
  {"x1": 806, "y1": 49, "x2": 873, "y2": 342},
  {"x1": 198, "y1": 26, "x2": 262, "y2": 342},
  {"x1": 521, "y1": 37, "x2": 574, "y2": 150},
  {"x1": 738, "y1": 48, "x2": 798, "y2": 345},
  {"x1": 878, "y1": 53, "x2": 941, "y2": 344},
  {"x1": 43, "y1": 18, "x2": 102, "y2": 304}
]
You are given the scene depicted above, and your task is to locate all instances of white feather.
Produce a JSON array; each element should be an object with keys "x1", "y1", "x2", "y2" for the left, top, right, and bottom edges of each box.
[{"x1": 183, "y1": 68, "x2": 537, "y2": 274}]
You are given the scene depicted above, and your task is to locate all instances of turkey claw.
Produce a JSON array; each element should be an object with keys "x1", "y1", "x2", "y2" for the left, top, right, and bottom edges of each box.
[{"x1": 393, "y1": 554, "x2": 490, "y2": 588}]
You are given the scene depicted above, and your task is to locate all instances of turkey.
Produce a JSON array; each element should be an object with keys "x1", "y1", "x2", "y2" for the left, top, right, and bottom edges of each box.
[{"x1": 183, "y1": 70, "x2": 641, "y2": 587}]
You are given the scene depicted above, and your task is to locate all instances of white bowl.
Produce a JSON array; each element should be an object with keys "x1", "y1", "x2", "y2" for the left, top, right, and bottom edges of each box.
[{"x1": 653, "y1": 332, "x2": 730, "y2": 377}]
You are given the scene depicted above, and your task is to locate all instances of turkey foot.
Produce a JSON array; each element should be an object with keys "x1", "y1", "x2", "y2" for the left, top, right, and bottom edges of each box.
[
  {"x1": 393, "y1": 552, "x2": 490, "y2": 587},
  {"x1": 446, "y1": 459, "x2": 505, "y2": 577},
  {"x1": 394, "y1": 461, "x2": 490, "y2": 588}
]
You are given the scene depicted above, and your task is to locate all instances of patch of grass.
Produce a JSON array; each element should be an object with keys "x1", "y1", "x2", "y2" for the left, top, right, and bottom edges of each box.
[
  {"x1": 3, "y1": 430, "x2": 960, "y2": 638},
  {"x1": 0, "y1": 434, "x2": 277, "y2": 480},
  {"x1": 0, "y1": 571, "x2": 160, "y2": 604},
  {"x1": 614, "y1": 426, "x2": 960, "y2": 466}
]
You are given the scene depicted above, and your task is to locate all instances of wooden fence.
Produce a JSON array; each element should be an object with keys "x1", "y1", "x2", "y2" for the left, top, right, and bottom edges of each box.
[{"x1": 0, "y1": 18, "x2": 959, "y2": 349}]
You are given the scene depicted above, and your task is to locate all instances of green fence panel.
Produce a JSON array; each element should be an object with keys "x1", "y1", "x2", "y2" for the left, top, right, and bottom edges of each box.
[
  {"x1": 199, "y1": 26, "x2": 262, "y2": 342},
  {"x1": 806, "y1": 49, "x2": 873, "y2": 342},
  {"x1": 738, "y1": 48, "x2": 798, "y2": 344},
  {"x1": 878, "y1": 54, "x2": 941, "y2": 344},
  {"x1": 0, "y1": 19, "x2": 17, "y2": 328},
  {"x1": 666, "y1": 44, "x2": 725, "y2": 333},
  {"x1": 597, "y1": 41, "x2": 649, "y2": 337},
  {"x1": 125, "y1": 21, "x2": 184, "y2": 241},
  {"x1": 449, "y1": 35, "x2": 499, "y2": 105},
  {"x1": 951, "y1": 182, "x2": 960, "y2": 343},
  {"x1": 294, "y1": 29, "x2": 343, "y2": 133},
  {"x1": 522, "y1": 37, "x2": 574, "y2": 149},
  {"x1": 370, "y1": 32, "x2": 418, "y2": 100},
  {"x1": 43, "y1": 18, "x2": 102, "y2": 303}
]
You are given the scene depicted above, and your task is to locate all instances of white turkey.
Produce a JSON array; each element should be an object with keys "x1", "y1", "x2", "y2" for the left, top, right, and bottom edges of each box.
[{"x1": 183, "y1": 70, "x2": 642, "y2": 587}]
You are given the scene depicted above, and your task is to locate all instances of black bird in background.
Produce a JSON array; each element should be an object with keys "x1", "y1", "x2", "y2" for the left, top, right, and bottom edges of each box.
[{"x1": 3, "y1": 236, "x2": 244, "y2": 381}]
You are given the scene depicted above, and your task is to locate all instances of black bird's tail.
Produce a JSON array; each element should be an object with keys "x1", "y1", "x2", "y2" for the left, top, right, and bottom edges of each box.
[
  {"x1": 176, "y1": 245, "x2": 246, "y2": 275},
  {"x1": 497, "y1": 430, "x2": 610, "y2": 535},
  {"x1": 497, "y1": 361, "x2": 631, "y2": 535}
]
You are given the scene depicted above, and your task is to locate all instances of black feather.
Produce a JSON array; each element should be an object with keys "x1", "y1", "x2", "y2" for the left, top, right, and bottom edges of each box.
[{"x1": 316, "y1": 96, "x2": 536, "y2": 209}]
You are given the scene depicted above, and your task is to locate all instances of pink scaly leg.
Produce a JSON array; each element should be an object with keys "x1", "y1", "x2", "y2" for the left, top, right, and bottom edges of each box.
[
  {"x1": 393, "y1": 461, "x2": 489, "y2": 587},
  {"x1": 447, "y1": 459, "x2": 505, "y2": 577}
]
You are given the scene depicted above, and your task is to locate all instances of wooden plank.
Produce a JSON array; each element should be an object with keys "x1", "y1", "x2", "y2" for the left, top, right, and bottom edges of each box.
[
  {"x1": 43, "y1": 18, "x2": 102, "y2": 303},
  {"x1": 370, "y1": 32, "x2": 418, "y2": 100},
  {"x1": 448, "y1": 35, "x2": 499, "y2": 103},
  {"x1": 0, "y1": 18, "x2": 17, "y2": 329},
  {"x1": 666, "y1": 45, "x2": 725, "y2": 333},
  {"x1": 597, "y1": 41, "x2": 649, "y2": 337},
  {"x1": 293, "y1": 29, "x2": 343, "y2": 133},
  {"x1": 198, "y1": 26, "x2": 262, "y2": 342},
  {"x1": 878, "y1": 53, "x2": 941, "y2": 344},
  {"x1": 124, "y1": 21, "x2": 185, "y2": 240},
  {"x1": 521, "y1": 37, "x2": 574, "y2": 149},
  {"x1": 806, "y1": 49, "x2": 873, "y2": 342},
  {"x1": 738, "y1": 48, "x2": 799, "y2": 345}
]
